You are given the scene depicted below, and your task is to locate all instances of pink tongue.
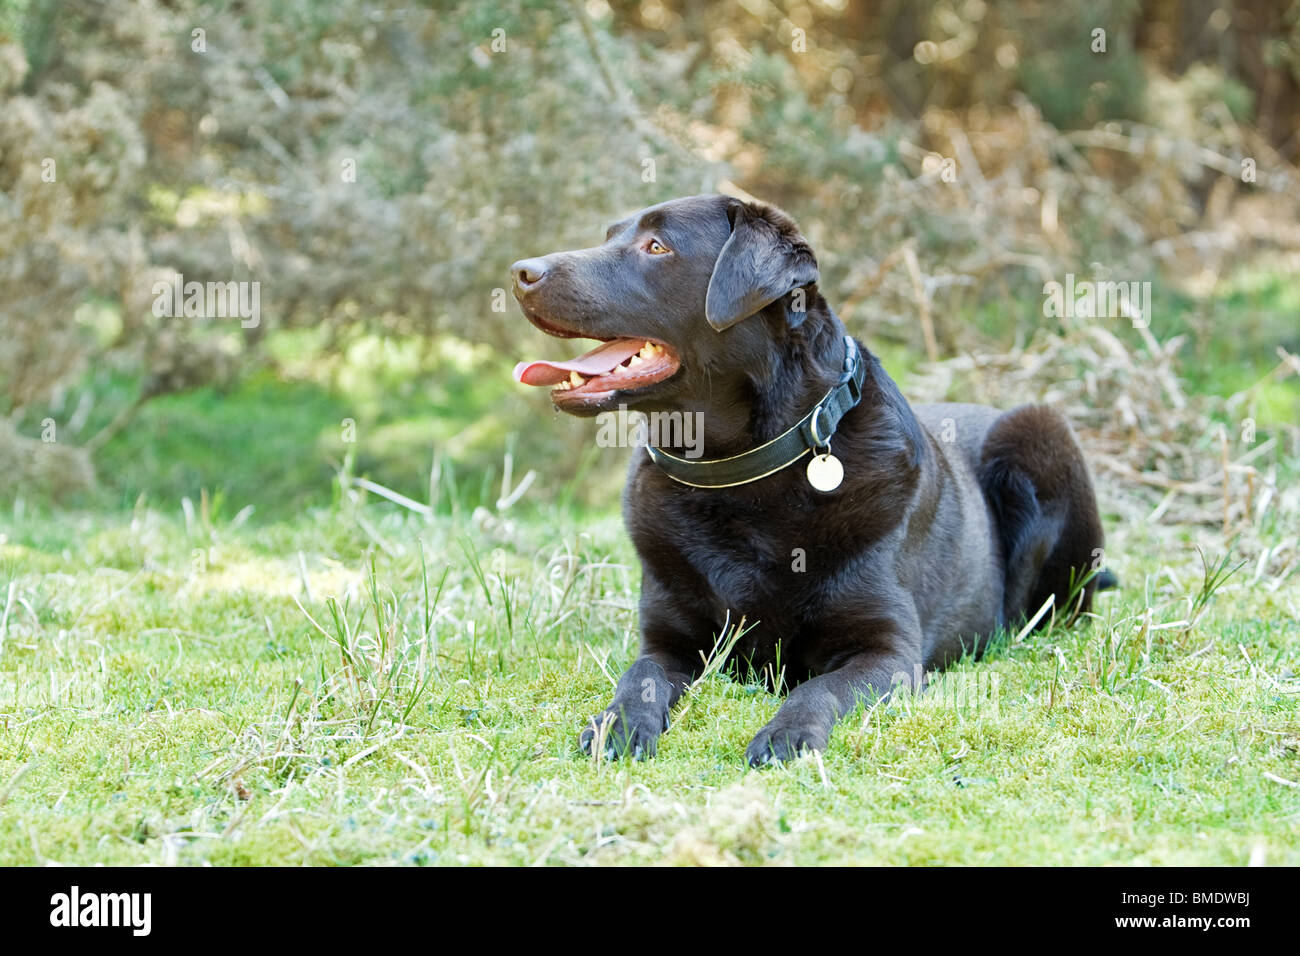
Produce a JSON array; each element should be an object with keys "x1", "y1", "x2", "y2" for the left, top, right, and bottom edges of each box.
[{"x1": 513, "y1": 338, "x2": 645, "y2": 386}]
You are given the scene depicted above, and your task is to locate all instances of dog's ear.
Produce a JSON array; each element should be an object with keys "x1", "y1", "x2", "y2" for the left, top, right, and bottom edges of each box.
[{"x1": 705, "y1": 201, "x2": 819, "y2": 332}]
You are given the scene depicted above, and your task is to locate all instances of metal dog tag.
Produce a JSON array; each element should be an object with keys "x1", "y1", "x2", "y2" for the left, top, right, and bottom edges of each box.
[{"x1": 806, "y1": 453, "x2": 843, "y2": 492}]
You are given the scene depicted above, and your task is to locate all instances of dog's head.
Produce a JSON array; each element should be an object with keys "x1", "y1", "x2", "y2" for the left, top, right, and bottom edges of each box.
[{"x1": 511, "y1": 194, "x2": 822, "y2": 416}]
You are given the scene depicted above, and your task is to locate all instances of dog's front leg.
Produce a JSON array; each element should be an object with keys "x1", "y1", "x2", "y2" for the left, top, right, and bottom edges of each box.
[
  {"x1": 580, "y1": 570, "x2": 709, "y2": 760},
  {"x1": 579, "y1": 645, "x2": 695, "y2": 761},
  {"x1": 745, "y1": 644, "x2": 920, "y2": 767}
]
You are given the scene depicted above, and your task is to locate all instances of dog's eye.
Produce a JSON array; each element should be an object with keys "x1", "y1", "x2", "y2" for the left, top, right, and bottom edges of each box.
[{"x1": 646, "y1": 239, "x2": 671, "y2": 255}]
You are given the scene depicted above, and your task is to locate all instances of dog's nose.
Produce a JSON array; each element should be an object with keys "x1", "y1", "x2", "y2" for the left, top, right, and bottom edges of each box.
[{"x1": 511, "y1": 258, "x2": 549, "y2": 292}]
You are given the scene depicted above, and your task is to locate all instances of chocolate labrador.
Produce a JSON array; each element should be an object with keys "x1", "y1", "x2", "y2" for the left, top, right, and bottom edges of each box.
[{"x1": 511, "y1": 194, "x2": 1112, "y2": 766}]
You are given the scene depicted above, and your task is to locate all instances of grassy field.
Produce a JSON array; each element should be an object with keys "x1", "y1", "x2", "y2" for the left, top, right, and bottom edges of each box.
[
  {"x1": 1, "y1": 482, "x2": 1297, "y2": 865},
  {"x1": 2, "y1": 277, "x2": 1298, "y2": 866}
]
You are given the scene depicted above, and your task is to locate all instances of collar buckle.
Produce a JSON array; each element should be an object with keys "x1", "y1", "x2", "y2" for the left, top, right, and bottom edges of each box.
[
  {"x1": 839, "y1": 339, "x2": 862, "y2": 402},
  {"x1": 842, "y1": 366, "x2": 862, "y2": 403}
]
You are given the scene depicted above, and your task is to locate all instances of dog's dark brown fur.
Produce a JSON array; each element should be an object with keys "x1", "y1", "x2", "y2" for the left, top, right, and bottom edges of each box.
[{"x1": 511, "y1": 195, "x2": 1110, "y2": 765}]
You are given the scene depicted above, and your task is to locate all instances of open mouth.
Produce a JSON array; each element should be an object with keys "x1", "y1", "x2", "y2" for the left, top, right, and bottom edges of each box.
[{"x1": 513, "y1": 320, "x2": 681, "y2": 410}]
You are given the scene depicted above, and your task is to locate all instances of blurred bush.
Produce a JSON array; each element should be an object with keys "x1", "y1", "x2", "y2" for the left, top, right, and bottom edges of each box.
[{"x1": 1, "y1": 0, "x2": 1297, "y2": 507}]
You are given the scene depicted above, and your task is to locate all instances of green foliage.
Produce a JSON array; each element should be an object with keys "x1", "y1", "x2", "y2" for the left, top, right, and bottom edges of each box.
[
  {"x1": 0, "y1": 0, "x2": 25, "y2": 44},
  {"x1": 2, "y1": 0, "x2": 1297, "y2": 522},
  {"x1": 1013, "y1": 0, "x2": 1147, "y2": 129}
]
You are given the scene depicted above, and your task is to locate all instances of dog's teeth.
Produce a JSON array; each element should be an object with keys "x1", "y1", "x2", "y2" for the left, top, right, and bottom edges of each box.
[
  {"x1": 569, "y1": 371, "x2": 584, "y2": 386},
  {"x1": 556, "y1": 381, "x2": 571, "y2": 390},
  {"x1": 629, "y1": 355, "x2": 643, "y2": 366}
]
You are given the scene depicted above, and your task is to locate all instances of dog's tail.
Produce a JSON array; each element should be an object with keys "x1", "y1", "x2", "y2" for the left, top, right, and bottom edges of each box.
[{"x1": 978, "y1": 405, "x2": 1107, "y2": 628}]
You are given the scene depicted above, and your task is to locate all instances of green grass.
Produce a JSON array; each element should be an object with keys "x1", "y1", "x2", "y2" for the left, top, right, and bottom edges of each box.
[
  {"x1": 31, "y1": 331, "x2": 628, "y2": 520},
  {"x1": 3, "y1": 267, "x2": 1297, "y2": 865},
  {"x1": 1, "y1": 495, "x2": 1296, "y2": 866}
]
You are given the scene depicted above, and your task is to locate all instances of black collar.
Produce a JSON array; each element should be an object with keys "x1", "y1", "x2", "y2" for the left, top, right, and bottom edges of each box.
[{"x1": 645, "y1": 335, "x2": 865, "y2": 489}]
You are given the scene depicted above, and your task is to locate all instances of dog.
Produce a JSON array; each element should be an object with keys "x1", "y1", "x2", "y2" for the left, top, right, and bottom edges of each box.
[{"x1": 511, "y1": 194, "x2": 1112, "y2": 766}]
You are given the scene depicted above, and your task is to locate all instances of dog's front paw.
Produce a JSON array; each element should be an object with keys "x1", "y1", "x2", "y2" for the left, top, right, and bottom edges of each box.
[
  {"x1": 745, "y1": 718, "x2": 829, "y2": 767},
  {"x1": 579, "y1": 703, "x2": 671, "y2": 760}
]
